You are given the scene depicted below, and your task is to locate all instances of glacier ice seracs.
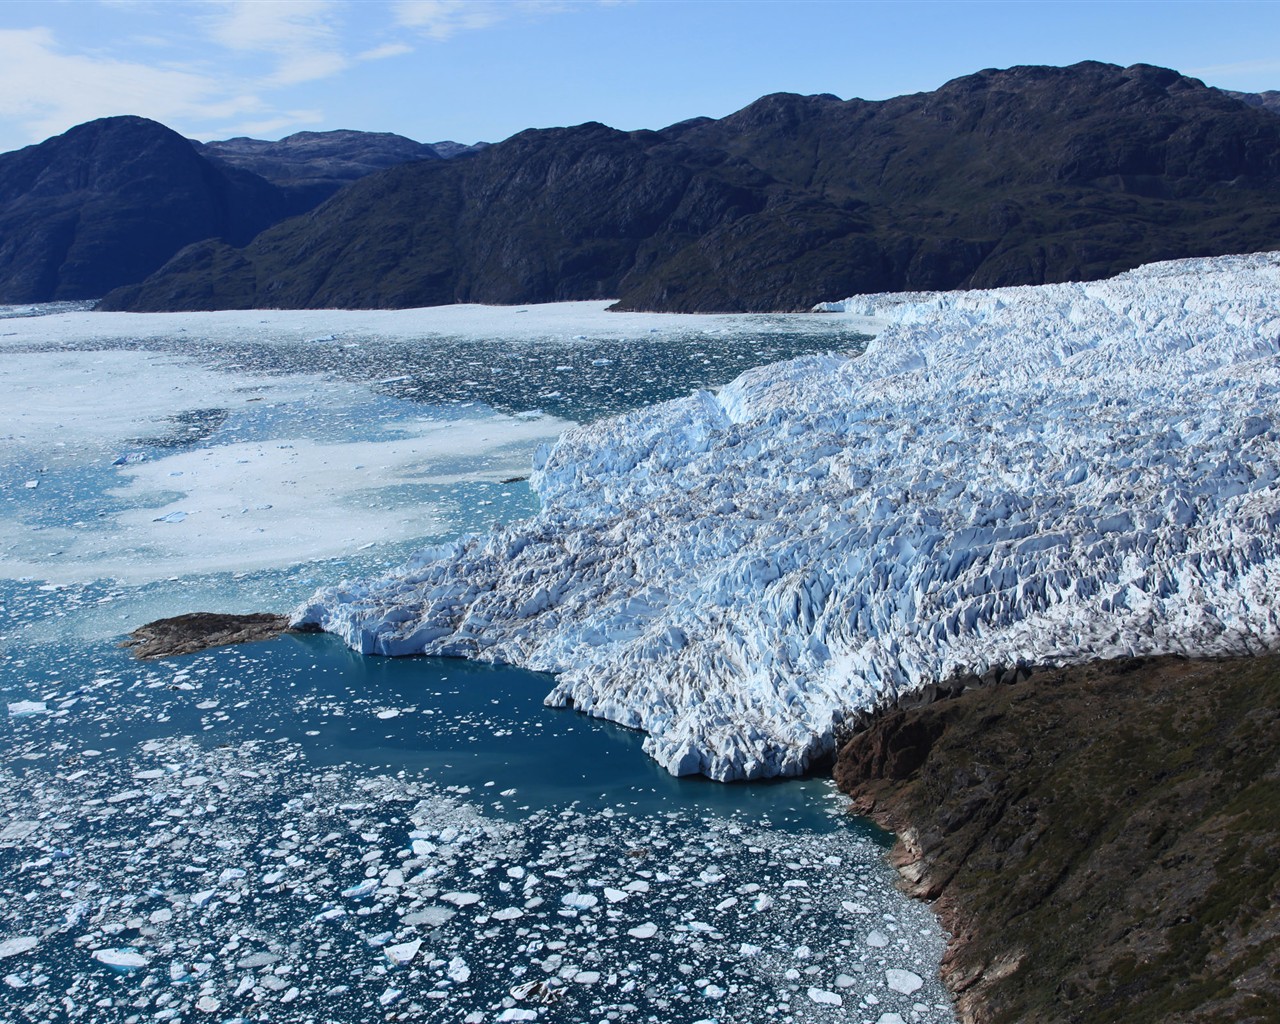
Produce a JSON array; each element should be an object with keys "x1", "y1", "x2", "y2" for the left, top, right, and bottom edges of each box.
[{"x1": 294, "y1": 252, "x2": 1280, "y2": 781}]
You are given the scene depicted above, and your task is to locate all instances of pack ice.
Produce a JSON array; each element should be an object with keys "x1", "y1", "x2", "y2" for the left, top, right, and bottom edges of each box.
[{"x1": 295, "y1": 252, "x2": 1280, "y2": 780}]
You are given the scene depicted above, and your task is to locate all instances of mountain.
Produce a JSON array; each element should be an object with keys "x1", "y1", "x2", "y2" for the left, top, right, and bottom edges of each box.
[
  {"x1": 0, "y1": 118, "x2": 477, "y2": 305},
  {"x1": 102, "y1": 62, "x2": 1280, "y2": 313},
  {"x1": 0, "y1": 116, "x2": 295, "y2": 304},
  {"x1": 1223, "y1": 88, "x2": 1280, "y2": 114},
  {"x1": 194, "y1": 130, "x2": 485, "y2": 209}
]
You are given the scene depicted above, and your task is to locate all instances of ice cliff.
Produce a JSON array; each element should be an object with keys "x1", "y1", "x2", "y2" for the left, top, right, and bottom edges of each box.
[{"x1": 295, "y1": 252, "x2": 1280, "y2": 781}]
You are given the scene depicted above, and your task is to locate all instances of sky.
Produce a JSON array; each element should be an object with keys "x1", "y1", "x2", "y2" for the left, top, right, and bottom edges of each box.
[{"x1": 0, "y1": 0, "x2": 1278, "y2": 153}]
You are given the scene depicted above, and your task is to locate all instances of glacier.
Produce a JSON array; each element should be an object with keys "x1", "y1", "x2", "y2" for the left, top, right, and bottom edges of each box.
[{"x1": 295, "y1": 252, "x2": 1280, "y2": 781}]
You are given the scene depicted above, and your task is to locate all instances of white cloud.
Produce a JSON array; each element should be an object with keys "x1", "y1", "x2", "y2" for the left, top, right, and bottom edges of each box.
[
  {"x1": 394, "y1": 1, "x2": 501, "y2": 40},
  {"x1": 359, "y1": 42, "x2": 414, "y2": 61},
  {"x1": 1185, "y1": 58, "x2": 1280, "y2": 87},
  {"x1": 393, "y1": 0, "x2": 569, "y2": 41},
  {"x1": 0, "y1": 27, "x2": 262, "y2": 146},
  {"x1": 201, "y1": 0, "x2": 350, "y2": 85},
  {"x1": 222, "y1": 111, "x2": 326, "y2": 138}
]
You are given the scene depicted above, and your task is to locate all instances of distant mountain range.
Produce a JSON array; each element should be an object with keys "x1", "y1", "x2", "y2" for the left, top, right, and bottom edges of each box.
[
  {"x1": 3, "y1": 62, "x2": 1279, "y2": 312},
  {"x1": 194, "y1": 131, "x2": 486, "y2": 210},
  {"x1": 0, "y1": 119, "x2": 480, "y2": 304}
]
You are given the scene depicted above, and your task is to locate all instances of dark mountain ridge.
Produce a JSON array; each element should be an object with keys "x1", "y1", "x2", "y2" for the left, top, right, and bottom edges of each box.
[
  {"x1": 102, "y1": 61, "x2": 1280, "y2": 314},
  {"x1": 0, "y1": 116, "x2": 295, "y2": 303},
  {"x1": 194, "y1": 129, "x2": 486, "y2": 209},
  {"x1": 0, "y1": 118, "x2": 478, "y2": 304}
]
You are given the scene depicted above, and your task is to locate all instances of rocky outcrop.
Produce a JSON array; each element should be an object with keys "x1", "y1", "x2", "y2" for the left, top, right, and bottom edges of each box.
[
  {"x1": 835, "y1": 654, "x2": 1280, "y2": 1024},
  {"x1": 104, "y1": 62, "x2": 1280, "y2": 313},
  {"x1": 122, "y1": 612, "x2": 293, "y2": 659}
]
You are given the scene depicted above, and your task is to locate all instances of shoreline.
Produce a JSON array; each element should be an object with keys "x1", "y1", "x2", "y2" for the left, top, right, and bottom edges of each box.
[{"x1": 834, "y1": 652, "x2": 1280, "y2": 1024}]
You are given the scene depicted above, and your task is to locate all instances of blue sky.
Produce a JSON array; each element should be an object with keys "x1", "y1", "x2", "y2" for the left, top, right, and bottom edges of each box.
[{"x1": 0, "y1": 1, "x2": 1278, "y2": 153}]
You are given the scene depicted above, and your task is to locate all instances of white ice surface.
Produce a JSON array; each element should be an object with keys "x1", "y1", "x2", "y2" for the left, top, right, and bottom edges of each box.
[
  {"x1": 0, "y1": 346, "x2": 566, "y2": 583},
  {"x1": 297, "y1": 252, "x2": 1280, "y2": 780},
  {"x1": 0, "y1": 301, "x2": 782, "y2": 349}
]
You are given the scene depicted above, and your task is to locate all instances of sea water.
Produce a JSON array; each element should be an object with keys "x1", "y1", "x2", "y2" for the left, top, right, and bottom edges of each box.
[{"x1": 0, "y1": 304, "x2": 955, "y2": 1023}]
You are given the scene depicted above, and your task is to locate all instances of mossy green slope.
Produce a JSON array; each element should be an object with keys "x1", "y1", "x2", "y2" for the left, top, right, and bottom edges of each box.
[{"x1": 836, "y1": 654, "x2": 1280, "y2": 1024}]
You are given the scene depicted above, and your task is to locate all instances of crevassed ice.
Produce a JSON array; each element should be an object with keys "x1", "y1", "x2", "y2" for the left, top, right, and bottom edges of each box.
[{"x1": 295, "y1": 252, "x2": 1280, "y2": 781}]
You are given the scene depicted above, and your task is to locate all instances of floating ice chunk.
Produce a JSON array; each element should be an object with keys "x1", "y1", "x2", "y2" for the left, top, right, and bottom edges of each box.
[
  {"x1": 491, "y1": 907, "x2": 524, "y2": 921},
  {"x1": 6, "y1": 701, "x2": 48, "y2": 716},
  {"x1": 885, "y1": 968, "x2": 924, "y2": 994},
  {"x1": 0, "y1": 937, "x2": 37, "y2": 958},
  {"x1": 737, "y1": 943, "x2": 760, "y2": 956},
  {"x1": 574, "y1": 971, "x2": 601, "y2": 984},
  {"x1": 219, "y1": 868, "x2": 246, "y2": 884},
  {"x1": 447, "y1": 956, "x2": 470, "y2": 983},
  {"x1": 149, "y1": 908, "x2": 172, "y2": 925},
  {"x1": 627, "y1": 923, "x2": 658, "y2": 939},
  {"x1": 497, "y1": 1010, "x2": 538, "y2": 1022},
  {"x1": 603, "y1": 887, "x2": 628, "y2": 903},
  {"x1": 808, "y1": 987, "x2": 842, "y2": 1006},
  {"x1": 441, "y1": 891, "x2": 481, "y2": 907},
  {"x1": 236, "y1": 952, "x2": 279, "y2": 969},
  {"x1": 876, "y1": 1015, "x2": 908, "y2": 1024},
  {"x1": 866, "y1": 929, "x2": 890, "y2": 948},
  {"x1": 93, "y1": 948, "x2": 150, "y2": 972},
  {"x1": 403, "y1": 907, "x2": 454, "y2": 926},
  {"x1": 384, "y1": 940, "x2": 421, "y2": 967},
  {"x1": 313, "y1": 906, "x2": 345, "y2": 922},
  {"x1": 379, "y1": 987, "x2": 401, "y2": 1006},
  {"x1": 22, "y1": 479, "x2": 37, "y2": 489},
  {"x1": 190, "y1": 890, "x2": 216, "y2": 907},
  {"x1": 560, "y1": 892, "x2": 598, "y2": 910},
  {"x1": 195, "y1": 995, "x2": 220, "y2": 1013},
  {"x1": 342, "y1": 879, "x2": 377, "y2": 899},
  {"x1": 752, "y1": 894, "x2": 774, "y2": 912},
  {"x1": 835, "y1": 973, "x2": 857, "y2": 988},
  {"x1": 152, "y1": 511, "x2": 188, "y2": 524}
]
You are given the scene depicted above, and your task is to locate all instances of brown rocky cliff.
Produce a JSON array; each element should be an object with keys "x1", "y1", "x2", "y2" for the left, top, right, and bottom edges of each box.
[{"x1": 835, "y1": 654, "x2": 1280, "y2": 1024}]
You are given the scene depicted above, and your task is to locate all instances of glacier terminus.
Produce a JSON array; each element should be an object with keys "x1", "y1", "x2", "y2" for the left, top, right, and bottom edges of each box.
[{"x1": 295, "y1": 252, "x2": 1280, "y2": 781}]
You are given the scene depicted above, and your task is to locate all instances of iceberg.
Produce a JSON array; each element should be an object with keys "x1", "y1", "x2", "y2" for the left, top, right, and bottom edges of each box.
[{"x1": 295, "y1": 252, "x2": 1280, "y2": 780}]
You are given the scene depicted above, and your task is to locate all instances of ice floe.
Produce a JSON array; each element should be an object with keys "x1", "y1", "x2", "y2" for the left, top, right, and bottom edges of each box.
[
  {"x1": 298, "y1": 252, "x2": 1280, "y2": 779},
  {"x1": 0, "y1": 733, "x2": 952, "y2": 1023}
]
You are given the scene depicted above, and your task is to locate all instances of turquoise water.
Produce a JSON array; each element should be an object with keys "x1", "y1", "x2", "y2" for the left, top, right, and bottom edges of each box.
[{"x1": 0, "y1": 309, "x2": 956, "y2": 1024}]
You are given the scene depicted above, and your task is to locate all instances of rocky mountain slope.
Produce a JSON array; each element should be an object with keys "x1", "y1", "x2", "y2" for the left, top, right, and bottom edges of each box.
[
  {"x1": 104, "y1": 61, "x2": 1280, "y2": 313},
  {"x1": 1224, "y1": 89, "x2": 1280, "y2": 114},
  {"x1": 195, "y1": 130, "x2": 484, "y2": 209},
  {"x1": 0, "y1": 116, "x2": 296, "y2": 304},
  {"x1": 0, "y1": 119, "x2": 470, "y2": 304},
  {"x1": 836, "y1": 653, "x2": 1280, "y2": 1024}
]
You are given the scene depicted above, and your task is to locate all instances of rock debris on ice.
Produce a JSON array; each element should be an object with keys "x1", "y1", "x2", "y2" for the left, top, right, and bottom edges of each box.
[{"x1": 296, "y1": 252, "x2": 1280, "y2": 780}]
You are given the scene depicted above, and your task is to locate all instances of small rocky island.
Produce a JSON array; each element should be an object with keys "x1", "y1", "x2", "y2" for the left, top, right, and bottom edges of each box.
[
  {"x1": 836, "y1": 654, "x2": 1280, "y2": 1024},
  {"x1": 122, "y1": 612, "x2": 294, "y2": 659}
]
